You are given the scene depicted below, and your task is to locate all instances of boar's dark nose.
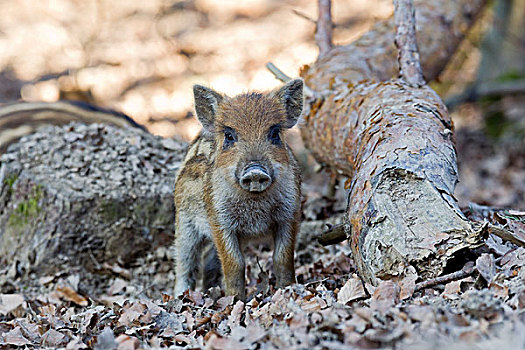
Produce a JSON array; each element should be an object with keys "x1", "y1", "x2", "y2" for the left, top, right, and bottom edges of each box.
[{"x1": 240, "y1": 164, "x2": 272, "y2": 192}]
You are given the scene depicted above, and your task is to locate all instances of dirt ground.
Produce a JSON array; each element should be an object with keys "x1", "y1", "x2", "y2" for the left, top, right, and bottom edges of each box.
[{"x1": 1, "y1": 0, "x2": 525, "y2": 349}]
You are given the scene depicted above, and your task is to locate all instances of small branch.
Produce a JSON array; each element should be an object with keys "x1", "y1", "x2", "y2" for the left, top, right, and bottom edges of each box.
[
  {"x1": 265, "y1": 62, "x2": 292, "y2": 83},
  {"x1": 266, "y1": 62, "x2": 320, "y2": 100},
  {"x1": 414, "y1": 262, "x2": 475, "y2": 291},
  {"x1": 316, "y1": 223, "x2": 347, "y2": 246},
  {"x1": 393, "y1": 0, "x2": 425, "y2": 87},
  {"x1": 446, "y1": 79, "x2": 525, "y2": 110},
  {"x1": 292, "y1": 9, "x2": 317, "y2": 24},
  {"x1": 315, "y1": 0, "x2": 333, "y2": 57},
  {"x1": 304, "y1": 277, "x2": 330, "y2": 286},
  {"x1": 487, "y1": 223, "x2": 525, "y2": 247}
]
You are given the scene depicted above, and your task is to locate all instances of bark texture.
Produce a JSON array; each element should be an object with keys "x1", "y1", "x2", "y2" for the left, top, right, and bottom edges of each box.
[
  {"x1": 302, "y1": 0, "x2": 486, "y2": 94},
  {"x1": 301, "y1": 0, "x2": 487, "y2": 284},
  {"x1": 0, "y1": 122, "x2": 185, "y2": 279}
]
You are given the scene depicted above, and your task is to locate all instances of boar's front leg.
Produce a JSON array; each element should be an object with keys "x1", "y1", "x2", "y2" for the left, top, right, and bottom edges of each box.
[
  {"x1": 273, "y1": 221, "x2": 298, "y2": 288},
  {"x1": 212, "y1": 228, "x2": 246, "y2": 300}
]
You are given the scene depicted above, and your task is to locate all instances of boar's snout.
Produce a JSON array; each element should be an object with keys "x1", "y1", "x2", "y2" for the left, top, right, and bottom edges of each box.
[{"x1": 239, "y1": 164, "x2": 272, "y2": 193}]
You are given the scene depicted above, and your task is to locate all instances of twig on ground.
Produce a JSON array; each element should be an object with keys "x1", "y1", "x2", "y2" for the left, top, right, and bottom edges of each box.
[
  {"x1": 414, "y1": 262, "x2": 475, "y2": 291},
  {"x1": 304, "y1": 277, "x2": 330, "y2": 286},
  {"x1": 486, "y1": 223, "x2": 525, "y2": 247},
  {"x1": 393, "y1": 0, "x2": 425, "y2": 87},
  {"x1": 315, "y1": 0, "x2": 333, "y2": 57}
]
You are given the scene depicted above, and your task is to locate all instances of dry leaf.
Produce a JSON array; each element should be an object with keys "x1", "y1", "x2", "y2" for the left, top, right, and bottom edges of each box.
[
  {"x1": 1, "y1": 326, "x2": 31, "y2": 346},
  {"x1": 115, "y1": 334, "x2": 140, "y2": 350},
  {"x1": 227, "y1": 300, "x2": 244, "y2": 328},
  {"x1": 206, "y1": 334, "x2": 248, "y2": 350},
  {"x1": 39, "y1": 275, "x2": 55, "y2": 285},
  {"x1": 0, "y1": 294, "x2": 24, "y2": 315},
  {"x1": 118, "y1": 302, "x2": 146, "y2": 327},
  {"x1": 370, "y1": 281, "x2": 400, "y2": 312},
  {"x1": 56, "y1": 286, "x2": 88, "y2": 306},
  {"x1": 399, "y1": 267, "x2": 418, "y2": 300},
  {"x1": 444, "y1": 280, "x2": 462, "y2": 296},
  {"x1": 107, "y1": 278, "x2": 128, "y2": 296},
  {"x1": 299, "y1": 298, "x2": 322, "y2": 312},
  {"x1": 476, "y1": 254, "x2": 496, "y2": 284},
  {"x1": 215, "y1": 296, "x2": 235, "y2": 311},
  {"x1": 65, "y1": 337, "x2": 89, "y2": 349},
  {"x1": 337, "y1": 275, "x2": 366, "y2": 304},
  {"x1": 41, "y1": 329, "x2": 67, "y2": 347},
  {"x1": 182, "y1": 310, "x2": 195, "y2": 331}
]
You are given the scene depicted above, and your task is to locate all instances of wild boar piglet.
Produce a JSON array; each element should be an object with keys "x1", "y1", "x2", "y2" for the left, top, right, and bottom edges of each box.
[{"x1": 173, "y1": 79, "x2": 304, "y2": 300}]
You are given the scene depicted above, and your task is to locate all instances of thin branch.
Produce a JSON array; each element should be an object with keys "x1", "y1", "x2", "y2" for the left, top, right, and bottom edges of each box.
[
  {"x1": 266, "y1": 62, "x2": 320, "y2": 100},
  {"x1": 414, "y1": 262, "x2": 475, "y2": 291},
  {"x1": 316, "y1": 223, "x2": 347, "y2": 246},
  {"x1": 487, "y1": 223, "x2": 525, "y2": 247},
  {"x1": 446, "y1": 79, "x2": 525, "y2": 110},
  {"x1": 292, "y1": 9, "x2": 317, "y2": 24},
  {"x1": 393, "y1": 0, "x2": 425, "y2": 87},
  {"x1": 265, "y1": 62, "x2": 292, "y2": 83},
  {"x1": 315, "y1": 0, "x2": 333, "y2": 57}
]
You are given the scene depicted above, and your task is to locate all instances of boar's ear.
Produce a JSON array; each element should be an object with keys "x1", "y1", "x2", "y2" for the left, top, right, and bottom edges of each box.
[
  {"x1": 193, "y1": 85, "x2": 223, "y2": 132},
  {"x1": 272, "y1": 79, "x2": 304, "y2": 128}
]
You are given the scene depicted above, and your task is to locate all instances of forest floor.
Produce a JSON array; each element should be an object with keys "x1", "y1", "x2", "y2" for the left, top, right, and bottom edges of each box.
[{"x1": 1, "y1": 0, "x2": 525, "y2": 349}]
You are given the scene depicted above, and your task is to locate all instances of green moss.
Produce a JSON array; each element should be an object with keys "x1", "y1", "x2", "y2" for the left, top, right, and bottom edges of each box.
[
  {"x1": 100, "y1": 200, "x2": 126, "y2": 221},
  {"x1": 7, "y1": 184, "x2": 43, "y2": 228},
  {"x1": 483, "y1": 111, "x2": 509, "y2": 139},
  {"x1": 497, "y1": 70, "x2": 524, "y2": 83},
  {"x1": 4, "y1": 174, "x2": 18, "y2": 197}
]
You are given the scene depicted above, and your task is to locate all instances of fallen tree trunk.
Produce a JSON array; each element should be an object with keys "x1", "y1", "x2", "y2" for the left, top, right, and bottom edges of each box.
[
  {"x1": 0, "y1": 121, "x2": 185, "y2": 281},
  {"x1": 301, "y1": 0, "x2": 487, "y2": 95},
  {"x1": 0, "y1": 101, "x2": 145, "y2": 154},
  {"x1": 300, "y1": 0, "x2": 487, "y2": 284}
]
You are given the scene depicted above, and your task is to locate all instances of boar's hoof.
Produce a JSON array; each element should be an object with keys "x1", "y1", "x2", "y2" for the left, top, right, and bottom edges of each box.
[{"x1": 240, "y1": 165, "x2": 272, "y2": 192}]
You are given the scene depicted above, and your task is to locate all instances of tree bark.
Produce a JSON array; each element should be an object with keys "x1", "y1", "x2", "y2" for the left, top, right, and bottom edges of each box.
[
  {"x1": 0, "y1": 119, "x2": 185, "y2": 281},
  {"x1": 301, "y1": 0, "x2": 487, "y2": 284}
]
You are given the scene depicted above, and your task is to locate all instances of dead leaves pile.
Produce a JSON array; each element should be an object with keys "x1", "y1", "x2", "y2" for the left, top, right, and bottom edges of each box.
[{"x1": 1, "y1": 237, "x2": 525, "y2": 349}]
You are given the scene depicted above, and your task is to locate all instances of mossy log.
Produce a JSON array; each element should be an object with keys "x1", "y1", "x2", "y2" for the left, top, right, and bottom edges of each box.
[{"x1": 0, "y1": 122, "x2": 186, "y2": 280}]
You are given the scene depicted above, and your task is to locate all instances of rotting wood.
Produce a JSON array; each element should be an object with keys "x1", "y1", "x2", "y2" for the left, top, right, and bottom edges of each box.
[{"x1": 300, "y1": 0, "x2": 487, "y2": 285}]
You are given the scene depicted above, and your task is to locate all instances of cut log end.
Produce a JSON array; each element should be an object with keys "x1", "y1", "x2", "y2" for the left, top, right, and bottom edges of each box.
[{"x1": 350, "y1": 168, "x2": 482, "y2": 285}]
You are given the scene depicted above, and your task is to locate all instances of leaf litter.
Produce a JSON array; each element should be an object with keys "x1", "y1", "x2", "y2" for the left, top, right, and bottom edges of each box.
[{"x1": 1, "y1": 218, "x2": 525, "y2": 349}]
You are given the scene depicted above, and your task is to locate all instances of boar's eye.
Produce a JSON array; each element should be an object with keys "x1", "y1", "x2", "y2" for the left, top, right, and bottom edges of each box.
[
  {"x1": 268, "y1": 125, "x2": 282, "y2": 146},
  {"x1": 223, "y1": 127, "x2": 237, "y2": 149}
]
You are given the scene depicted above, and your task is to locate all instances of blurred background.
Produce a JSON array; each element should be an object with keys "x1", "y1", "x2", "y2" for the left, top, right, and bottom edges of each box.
[{"x1": 0, "y1": 0, "x2": 524, "y2": 209}]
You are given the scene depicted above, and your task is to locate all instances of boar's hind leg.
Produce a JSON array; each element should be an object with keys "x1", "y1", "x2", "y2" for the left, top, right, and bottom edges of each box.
[
  {"x1": 203, "y1": 244, "x2": 222, "y2": 291},
  {"x1": 174, "y1": 215, "x2": 204, "y2": 295},
  {"x1": 273, "y1": 222, "x2": 298, "y2": 288}
]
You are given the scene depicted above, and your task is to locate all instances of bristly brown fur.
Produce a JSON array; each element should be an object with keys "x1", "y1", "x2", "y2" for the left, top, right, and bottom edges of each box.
[{"x1": 173, "y1": 80, "x2": 304, "y2": 300}]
